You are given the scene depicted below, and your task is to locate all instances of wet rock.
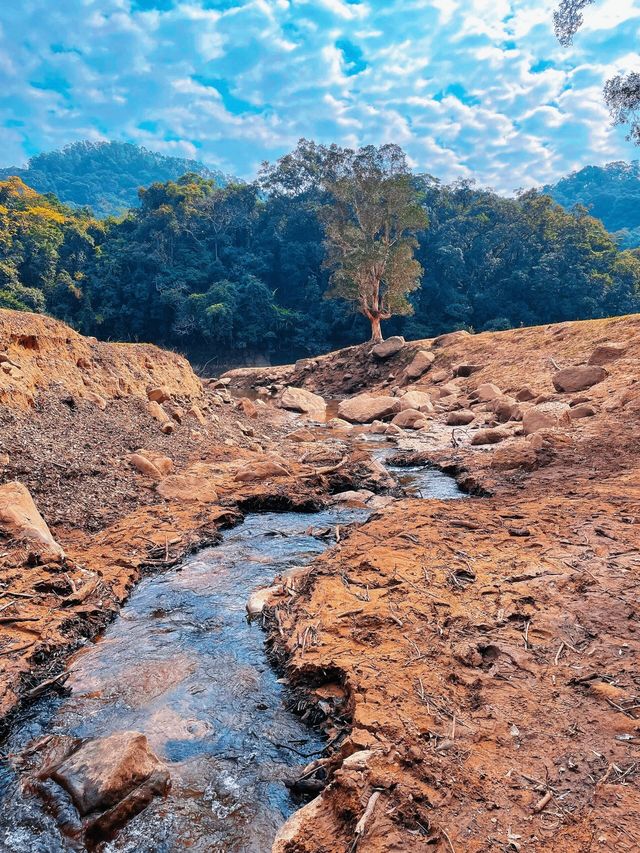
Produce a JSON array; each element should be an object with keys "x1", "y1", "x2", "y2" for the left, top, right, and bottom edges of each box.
[
  {"x1": 588, "y1": 342, "x2": 627, "y2": 365},
  {"x1": 235, "y1": 459, "x2": 290, "y2": 482},
  {"x1": 0, "y1": 481, "x2": 65, "y2": 561},
  {"x1": 246, "y1": 586, "x2": 277, "y2": 617},
  {"x1": 47, "y1": 731, "x2": 169, "y2": 825},
  {"x1": 371, "y1": 336, "x2": 405, "y2": 359},
  {"x1": 446, "y1": 409, "x2": 475, "y2": 426},
  {"x1": 523, "y1": 402, "x2": 571, "y2": 435},
  {"x1": 404, "y1": 350, "x2": 435, "y2": 380},
  {"x1": 569, "y1": 403, "x2": 597, "y2": 419},
  {"x1": 280, "y1": 386, "x2": 326, "y2": 418},
  {"x1": 398, "y1": 390, "x2": 434, "y2": 412},
  {"x1": 552, "y1": 365, "x2": 608, "y2": 393},
  {"x1": 433, "y1": 329, "x2": 471, "y2": 347},
  {"x1": 147, "y1": 387, "x2": 171, "y2": 404},
  {"x1": 470, "y1": 428, "x2": 508, "y2": 446},
  {"x1": 471, "y1": 382, "x2": 502, "y2": 402},
  {"x1": 392, "y1": 409, "x2": 429, "y2": 429},
  {"x1": 337, "y1": 393, "x2": 401, "y2": 424},
  {"x1": 129, "y1": 453, "x2": 163, "y2": 481}
]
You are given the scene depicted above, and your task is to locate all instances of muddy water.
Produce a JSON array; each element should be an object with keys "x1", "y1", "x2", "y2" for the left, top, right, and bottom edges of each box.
[{"x1": 0, "y1": 467, "x2": 464, "y2": 853}]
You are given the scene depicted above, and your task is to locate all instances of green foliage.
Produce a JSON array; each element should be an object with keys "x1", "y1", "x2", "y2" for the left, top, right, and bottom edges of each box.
[
  {"x1": 1, "y1": 142, "x2": 639, "y2": 362},
  {"x1": 0, "y1": 141, "x2": 228, "y2": 218}
]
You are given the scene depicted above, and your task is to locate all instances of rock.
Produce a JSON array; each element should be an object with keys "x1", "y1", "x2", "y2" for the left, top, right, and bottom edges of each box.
[
  {"x1": 446, "y1": 409, "x2": 475, "y2": 426},
  {"x1": 385, "y1": 423, "x2": 403, "y2": 436},
  {"x1": 280, "y1": 386, "x2": 326, "y2": 418},
  {"x1": 147, "y1": 387, "x2": 171, "y2": 404},
  {"x1": 156, "y1": 468, "x2": 218, "y2": 502},
  {"x1": 470, "y1": 428, "x2": 508, "y2": 446},
  {"x1": 472, "y1": 382, "x2": 502, "y2": 402},
  {"x1": 301, "y1": 445, "x2": 345, "y2": 465},
  {"x1": 246, "y1": 586, "x2": 277, "y2": 618},
  {"x1": 430, "y1": 369, "x2": 449, "y2": 383},
  {"x1": 522, "y1": 402, "x2": 572, "y2": 435},
  {"x1": 129, "y1": 453, "x2": 163, "y2": 480},
  {"x1": 137, "y1": 451, "x2": 172, "y2": 475},
  {"x1": 342, "y1": 750, "x2": 375, "y2": 770},
  {"x1": 186, "y1": 405, "x2": 207, "y2": 426},
  {"x1": 235, "y1": 460, "x2": 289, "y2": 482},
  {"x1": 86, "y1": 392, "x2": 107, "y2": 411},
  {"x1": 453, "y1": 364, "x2": 483, "y2": 377},
  {"x1": 331, "y1": 490, "x2": 375, "y2": 506},
  {"x1": 588, "y1": 342, "x2": 627, "y2": 365},
  {"x1": 490, "y1": 396, "x2": 522, "y2": 423},
  {"x1": 0, "y1": 453, "x2": 9, "y2": 465},
  {"x1": 370, "y1": 420, "x2": 387, "y2": 434},
  {"x1": 326, "y1": 417, "x2": 353, "y2": 431},
  {"x1": 516, "y1": 386, "x2": 536, "y2": 402},
  {"x1": 49, "y1": 731, "x2": 169, "y2": 818},
  {"x1": 286, "y1": 428, "x2": 315, "y2": 442},
  {"x1": 160, "y1": 422, "x2": 174, "y2": 435},
  {"x1": 490, "y1": 442, "x2": 538, "y2": 471},
  {"x1": 0, "y1": 482, "x2": 65, "y2": 561},
  {"x1": 337, "y1": 394, "x2": 401, "y2": 424},
  {"x1": 272, "y1": 796, "x2": 325, "y2": 853},
  {"x1": 552, "y1": 365, "x2": 608, "y2": 393},
  {"x1": 399, "y1": 390, "x2": 434, "y2": 412},
  {"x1": 147, "y1": 401, "x2": 169, "y2": 424},
  {"x1": 404, "y1": 350, "x2": 435, "y2": 380},
  {"x1": 168, "y1": 405, "x2": 184, "y2": 423},
  {"x1": 392, "y1": 409, "x2": 429, "y2": 429},
  {"x1": 432, "y1": 329, "x2": 471, "y2": 347},
  {"x1": 569, "y1": 403, "x2": 597, "y2": 419},
  {"x1": 371, "y1": 336, "x2": 405, "y2": 359},
  {"x1": 236, "y1": 397, "x2": 258, "y2": 419}
]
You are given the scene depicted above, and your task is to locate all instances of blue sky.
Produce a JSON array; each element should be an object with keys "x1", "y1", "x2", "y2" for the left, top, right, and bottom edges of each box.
[{"x1": 0, "y1": 0, "x2": 639, "y2": 191}]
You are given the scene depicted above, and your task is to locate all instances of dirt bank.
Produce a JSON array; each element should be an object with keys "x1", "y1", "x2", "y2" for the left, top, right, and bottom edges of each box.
[{"x1": 225, "y1": 315, "x2": 640, "y2": 852}]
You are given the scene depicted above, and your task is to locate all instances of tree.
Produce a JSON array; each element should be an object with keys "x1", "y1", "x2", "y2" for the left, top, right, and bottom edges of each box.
[
  {"x1": 554, "y1": 1, "x2": 640, "y2": 144},
  {"x1": 322, "y1": 144, "x2": 428, "y2": 343}
]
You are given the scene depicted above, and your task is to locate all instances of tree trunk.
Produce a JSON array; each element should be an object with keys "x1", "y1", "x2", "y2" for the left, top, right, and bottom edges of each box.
[{"x1": 370, "y1": 315, "x2": 383, "y2": 343}]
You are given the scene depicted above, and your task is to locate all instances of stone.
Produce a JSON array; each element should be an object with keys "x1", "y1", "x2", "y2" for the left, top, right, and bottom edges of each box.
[
  {"x1": 326, "y1": 417, "x2": 353, "y2": 431},
  {"x1": 552, "y1": 365, "x2": 608, "y2": 393},
  {"x1": 470, "y1": 428, "x2": 508, "y2": 445},
  {"x1": 432, "y1": 329, "x2": 471, "y2": 347},
  {"x1": 371, "y1": 336, "x2": 405, "y2": 359},
  {"x1": 337, "y1": 394, "x2": 401, "y2": 424},
  {"x1": 516, "y1": 386, "x2": 536, "y2": 402},
  {"x1": 0, "y1": 482, "x2": 65, "y2": 561},
  {"x1": 392, "y1": 408, "x2": 429, "y2": 429},
  {"x1": 137, "y1": 451, "x2": 173, "y2": 475},
  {"x1": 522, "y1": 402, "x2": 571, "y2": 435},
  {"x1": 280, "y1": 386, "x2": 327, "y2": 418},
  {"x1": 147, "y1": 387, "x2": 170, "y2": 404},
  {"x1": 286, "y1": 428, "x2": 315, "y2": 442},
  {"x1": 168, "y1": 405, "x2": 184, "y2": 423},
  {"x1": 86, "y1": 392, "x2": 107, "y2": 411},
  {"x1": 472, "y1": 382, "x2": 502, "y2": 402},
  {"x1": 236, "y1": 397, "x2": 258, "y2": 419},
  {"x1": 446, "y1": 409, "x2": 475, "y2": 426},
  {"x1": 147, "y1": 401, "x2": 169, "y2": 424},
  {"x1": 588, "y1": 342, "x2": 627, "y2": 365},
  {"x1": 385, "y1": 423, "x2": 403, "y2": 436},
  {"x1": 235, "y1": 460, "x2": 289, "y2": 482},
  {"x1": 490, "y1": 396, "x2": 522, "y2": 423},
  {"x1": 160, "y1": 422, "x2": 174, "y2": 435},
  {"x1": 246, "y1": 586, "x2": 277, "y2": 618},
  {"x1": 186, "y1": 405, "x2": 207, "y2": 426},
  {"x1": 453, "y1": 364, "x2": 483, "y2": 377},
  {"x1": 156, "y1": 467, "x2": 218, "y2": 503},
  {"x1": 569, "y1": 403, "x2": 597, "y2": 419},
  {"x1": 129, "y1": 453, "x2": 163, "y2": 480},
  {"x1": 370, "y1": 420, "x2": 388, "y2": 434},
  {"x1": 272, "y1": 796, "x2": 325, "y2": 853},
  {"x1": 49, "y1": 731, "x2": 168, "y2": 817},
  {"x1": 404, "y1": 350, "x2": 435, "y2": 380},
  {"x1": 301, "y1": 445, "x2": 345, "y2": 465},
  {"x1": 398, "y1": 390, "x2": 433, "y2": 412},
  {"x1": 430, "y1": 369, "x2": 449, "y2": 384},
  {"x1": 490, "y1": 442, "x2": 538, "y2": 471}
]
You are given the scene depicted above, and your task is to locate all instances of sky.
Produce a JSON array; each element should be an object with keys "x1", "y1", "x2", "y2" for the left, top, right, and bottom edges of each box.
[{"x1": 0, "y1": 0, "x2": 639, "y2": 192}]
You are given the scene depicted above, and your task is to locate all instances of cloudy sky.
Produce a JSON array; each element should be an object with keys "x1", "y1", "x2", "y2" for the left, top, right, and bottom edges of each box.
[{"x1": 0, "y1": 0, "x2": 638, "y2": 191}]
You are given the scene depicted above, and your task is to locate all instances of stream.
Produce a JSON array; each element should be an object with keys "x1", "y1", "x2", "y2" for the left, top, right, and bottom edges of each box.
[{"x1": 0, "y1": 461, "x2": 465, "y2": 853}]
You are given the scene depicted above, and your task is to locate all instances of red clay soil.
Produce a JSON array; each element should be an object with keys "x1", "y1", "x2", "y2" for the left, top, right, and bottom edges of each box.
[{"x1": 245, "y1": 315, "x2": 640, "y2": 853}]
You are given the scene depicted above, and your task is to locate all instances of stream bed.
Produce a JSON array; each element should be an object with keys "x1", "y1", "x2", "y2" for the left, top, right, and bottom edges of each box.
[{"x1": 0, "y1": 463, "x2": 465, "y2": 853}]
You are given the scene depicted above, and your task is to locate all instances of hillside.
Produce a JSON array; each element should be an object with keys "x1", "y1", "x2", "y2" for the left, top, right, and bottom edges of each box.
[
  {"x1": 546, "y1": 160, "x2": 640, "y2": 248},
  {"x1": 0, "y1": 141, "x2": 229, "y2": 218}
]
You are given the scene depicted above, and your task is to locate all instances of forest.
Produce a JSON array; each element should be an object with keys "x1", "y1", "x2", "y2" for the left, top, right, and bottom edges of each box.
[{"x1": 1, "y1": 140, "x2": 640, "y2": 364}]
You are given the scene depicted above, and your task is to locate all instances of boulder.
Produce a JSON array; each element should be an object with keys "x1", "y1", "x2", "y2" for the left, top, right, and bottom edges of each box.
[
  {"x1": 522, "y1": 402, "x2": 571, "y2": 435},
  {"x1": 472, "y1": 382, "x2": 502, "y2": 402},
  {"x1": 129, "y1": 453, "x2": 163, "y2": 481},
  {"x1": 147, "y1": 401, "x2": 169, "y2": 424},
  {"x1": 552, "y1": 366, "x2": 608, "y2": 393},
  {"x1": 369, "y1": 420, "x2": 388, "y2": 434},
  {"x1": 391, "y1": 409, "x2": 428, "y2": 429},
  {"x1": 399, "y1": 390, "x2": 433, "y2": 413},
  {"x1": 371, "y1": 336, "x2": 405, "y2": 359},
  {"x1": 404, "y1": 350, "x2": 435, "y2": 380},
  {"x1": 49, "y1": 731, "x2": 169, "y2": 817},
  {"x1": 588, "y1": 342, "x2": 627, "y2": 365},
  {"x1": 470, "y1": 428, "x2": 508, "y2": 446},
  {"x1": 430, "y1": 369, "x2": 450, "y2": 384},
  {"x1": 337, "y1": 394, "x2": 401, "y2": 424},
  {"x1": 236, "y1": 397, "x2": 258, "y2": 419},
  {"x1": 490, "y1": 442, "x2": 538, "y2": 471},
  {"x1": 385, "y1": 423, "x2": 403, "y2": 436},
  {"x1": 0, "y1": 482, "x2": 65, "y2": 561},
  {"x1": 516, "y1": 386, "x2": 536, "y2": 402},
  {"x1": 147, "y1": 387, "x2": 171, "y2": 404},
  {"x1": 246, "y1": 586, "x2": 277, "y2": 618},
  {"x1": 490, "y1": 396, "x2": 522, "y2": 423},
  {"x1": 280, "y1": 387, "x2": 326, "y2": 418},
  {"x1": 432, "y1": 329, "x2": 471, "y2": 347},
  {"x1": 569, "y1": 403, "x2": 597, "y2": 420},
  {"x1": 235, "y1": 460, "x2": 290, "y2": 482},
  {"x1": 446, "y1": 409, "x2": 475, "y2": 426}
]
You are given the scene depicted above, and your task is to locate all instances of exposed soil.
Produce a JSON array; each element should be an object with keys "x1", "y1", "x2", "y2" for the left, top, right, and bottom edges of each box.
[{"x1": 1, "y1": 309, "x2": 640, "y2": 852}]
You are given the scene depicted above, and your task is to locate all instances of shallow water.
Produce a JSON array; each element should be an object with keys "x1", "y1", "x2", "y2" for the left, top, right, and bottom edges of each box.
[{"x1": 0, "y1": 467, "x2": 464, "y2": 853}]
